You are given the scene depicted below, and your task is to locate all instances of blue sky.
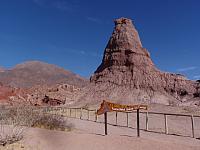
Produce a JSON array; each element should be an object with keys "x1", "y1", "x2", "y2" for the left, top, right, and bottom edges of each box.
[{"x1": 0, "y1": 0, "x2": 200, "y2": 79}]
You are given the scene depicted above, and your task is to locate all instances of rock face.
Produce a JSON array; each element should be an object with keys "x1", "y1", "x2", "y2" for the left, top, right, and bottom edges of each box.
[
  {"x1": 0, "y1": 83, "x2": 27, "y2": 104},
  {"x1": 90, "y1": 17, "x2": 200, "y2": 106},
  {"x1": 25, "y1": 83, "x2": 82, "y2": 106},
  {"x1": 0, "y1": 85, "x2": 15, "y2": 102}
]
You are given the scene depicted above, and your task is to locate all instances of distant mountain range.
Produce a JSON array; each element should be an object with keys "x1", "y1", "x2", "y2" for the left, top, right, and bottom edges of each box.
[{"x1": 0, "y1": 61, "x2": 88, "y2": 88}]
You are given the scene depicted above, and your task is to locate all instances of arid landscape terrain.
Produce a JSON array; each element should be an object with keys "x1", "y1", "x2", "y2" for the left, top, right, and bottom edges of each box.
[
  {"x1": 1, "y1": 17, "x2": 200, "y2": 150},
  {"x1": 1, "y1": 108, "x2": 200, "y2": 150},
  {"x1": 1, "y1": 18, "x2": 200, "y2": 107}
]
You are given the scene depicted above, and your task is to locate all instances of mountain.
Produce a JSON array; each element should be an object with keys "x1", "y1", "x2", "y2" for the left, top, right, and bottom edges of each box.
[
  {"x1": 0, "y1": 67, "x2": 5, "y2": 72},
  {"x1": 0, "y1": 85, "x2": 15, "y2": 102},
  {"x1": 83, "y1": 17, "x2": 200, "y2": 106},
  {"x1": 0, "y1": 61, "x2": 88, "y2": 88}
]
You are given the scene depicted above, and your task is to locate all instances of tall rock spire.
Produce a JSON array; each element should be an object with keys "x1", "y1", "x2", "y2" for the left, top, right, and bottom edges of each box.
[
  {"x1": 110, "y1": 17, "x2": 142, "y2": 50},
  {"x1": 88, "y1": 17, "x2": 200, "y2": 106},
  {"x1": 93, "y1": 17, "x2": 153, "y2": 75}
]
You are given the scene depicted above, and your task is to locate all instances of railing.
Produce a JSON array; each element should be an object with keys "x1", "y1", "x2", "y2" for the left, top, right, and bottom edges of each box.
[
  {"x1": 1, "y1": 106, "x2": 199, "y2": 138},
  {"x1": 43, "y1": 107, "x2": 200, "y2": 139}
]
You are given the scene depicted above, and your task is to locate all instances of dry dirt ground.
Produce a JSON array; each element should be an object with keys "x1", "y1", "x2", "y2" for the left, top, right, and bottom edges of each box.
[
  {"x1": 1, "y1": 117, "x2": 200, "y2": 150},
  {"x1": 1, "y1": 104, "x2": 200, "y2": 150}
]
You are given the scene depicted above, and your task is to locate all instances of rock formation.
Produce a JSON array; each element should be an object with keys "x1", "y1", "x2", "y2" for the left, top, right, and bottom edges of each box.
[
  {"x1": 0, "y1": 83, "x2": 27, "y2": 104},
  {"x1": 89, "y1": 17, "x2": 200, "y2": 106},
  {"x1": 26, "y1": 83, "x2": 82, "y2": 106}
]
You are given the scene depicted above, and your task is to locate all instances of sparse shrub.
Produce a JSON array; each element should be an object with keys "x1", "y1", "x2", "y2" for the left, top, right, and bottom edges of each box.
[
  {"x1": 0, "y1": 106, "x2": 26, "y2": 147},
  {"x1": 1, "y1": 105, "x2": 40, "y2": 127},
  {"x1": 33, "y1": 114, "x2": 74, "y2": 131},
  {"x1": 0, "y1": 125, "x2": 25, "y2": 147},
  {"x1": 0, "y1": 104, "x2": 74, "y2": 147}
]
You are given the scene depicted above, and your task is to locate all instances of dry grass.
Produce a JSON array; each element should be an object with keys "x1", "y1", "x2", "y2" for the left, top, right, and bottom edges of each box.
[
  {"x1": 0, "y1": 105, "x2": 74, "y2": 147},
  {"x1": 33, "y1": 113, "x2": 74, "y2": 131},
  {"x1": 0, "y1": 120, "x2": 23, "y2": 146},
  {"x1": 0, "y1": 125, "x2": 25, "y2": 147},
  {"x1": 0, "y1": 105, "x2": 26, "y2": 147}
]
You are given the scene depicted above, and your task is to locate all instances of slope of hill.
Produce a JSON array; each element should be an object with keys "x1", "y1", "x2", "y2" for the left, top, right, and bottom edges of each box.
[
  {"x1": 0, "y1": 84, "x2": 15, "y2": 102},
  {"x1": 0, "y1": 61, "x2": 88, "y2": 88},
  {"x1": 0, "y1": 67, "x2": 5, "y2": 72}
]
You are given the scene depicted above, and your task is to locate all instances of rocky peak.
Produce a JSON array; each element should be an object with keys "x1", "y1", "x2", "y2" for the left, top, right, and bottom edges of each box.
[
  {"x1": 113, "y1": 17, "x2": 142, "y2": 48},
  {"x1": 88, "y1": 17, "x2": 200, "y2": 106},
  {"x1": 93, "y1": 17, "x2": 153, "y2": 74}
]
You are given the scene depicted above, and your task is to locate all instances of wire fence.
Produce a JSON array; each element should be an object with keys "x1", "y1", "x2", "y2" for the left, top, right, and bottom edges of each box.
[
  {"x1": 42, "y1": 107, "x2": 200, "y2": 139},
  {"x1": 1, "y1": 106, "x2": 199, "y2": 138}
]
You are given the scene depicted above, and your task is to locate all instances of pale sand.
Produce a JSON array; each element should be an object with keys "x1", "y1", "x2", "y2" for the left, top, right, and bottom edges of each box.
[
  {"x1": 1, "y1": 114, "x2": 200, "y2": 150},
  {"x1": 8, "y1": 118, "x2": 200, "y2": 150}
]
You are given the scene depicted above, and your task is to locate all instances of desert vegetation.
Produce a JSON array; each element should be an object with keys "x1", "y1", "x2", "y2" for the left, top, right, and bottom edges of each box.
[{"x1": 0, "y1": 104, "x2": 74, "y2": 147}]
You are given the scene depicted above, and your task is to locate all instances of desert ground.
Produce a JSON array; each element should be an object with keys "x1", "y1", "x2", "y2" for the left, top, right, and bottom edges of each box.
[
  {"x1": 1, "y1": 104, "x2": 200, "y2": 150},
  {"x1": 1, "y1": 117, "x2": 200, "y2": 150},
  {"x1": 0, "y1": 1, "x2": 200, "y2": 150}
]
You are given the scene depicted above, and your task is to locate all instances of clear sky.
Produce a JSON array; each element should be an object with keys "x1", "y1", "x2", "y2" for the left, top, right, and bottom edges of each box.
[{"x1": 0, "y1": 0, "x2": 200, "y2": 79}]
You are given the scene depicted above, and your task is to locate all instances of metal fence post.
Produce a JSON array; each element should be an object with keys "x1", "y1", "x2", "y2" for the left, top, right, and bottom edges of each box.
[
  {"x1": 62, "y1": 108, "x2": 65, "y2": 116},
  {"x1": 70, "y1": 108, "x2": 72, "y2": 117},
  {"x1": 191, "y1": 115, "x2": 195, "y2": 138},
  {"x1": 88, "y1": 109, "x2": 90, "y2": 120},
  {"x1": 146, "y1": 111, "x2": 149, "y2": 131},
  {"x1": 116, "y1": 112, "x2": 118, "y2": 125},
  {"x1": 164, "y1": 114, "x2": 168, "y2": 134},
  {"x1": 137, "y1": 109, "x2": 140, "y2": 137},
  {"x1": 80, "y1": 108, "x2": 82, "y2": 119},
  {"x1": 104, "y1": 112, "x2": 108, "y2": 135},
  {"x1": 127, "y1": 112, "x2": 129, "y2": 127},
  {"x1": 75, "y1": 108, "x2": 77, "y2": 118},
  {"x1": 95, "y1": 109, "x2": 98, "y2": 122}
]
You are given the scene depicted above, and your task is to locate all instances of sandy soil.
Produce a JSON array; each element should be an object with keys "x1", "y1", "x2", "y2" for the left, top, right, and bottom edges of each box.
[
  {"x1": 67, "y1": 107, "x2": 200, "y2": 138},
  {"x1": 1, "y1": 103, "x2": 200, "y2": 150},
  {"x1": 1, "y1": 117, "x2": 200, "y2": 150}
]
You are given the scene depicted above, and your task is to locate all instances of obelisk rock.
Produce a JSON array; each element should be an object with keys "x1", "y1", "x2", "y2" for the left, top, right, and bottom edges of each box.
[{"x1": 88, "y1": 17, "x2": 200, "y2": 106}]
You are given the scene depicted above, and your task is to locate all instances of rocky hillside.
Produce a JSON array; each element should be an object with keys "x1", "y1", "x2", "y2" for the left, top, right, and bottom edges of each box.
[
  {"x1": 0, "y1": 67, "x2": 5, "y2": 73},
  {"x1": 23, "y1": 83, "x2": 82, "y2": 106},
  {"x1": 0, "y1": 84, "x2": 15, "y2": 102},
  {"x1": 79, "y1": 17, "x2": 200, "y2": 106},
  {"x1": 0, "y1": 61, "x2": 88, "y2": 88}
]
